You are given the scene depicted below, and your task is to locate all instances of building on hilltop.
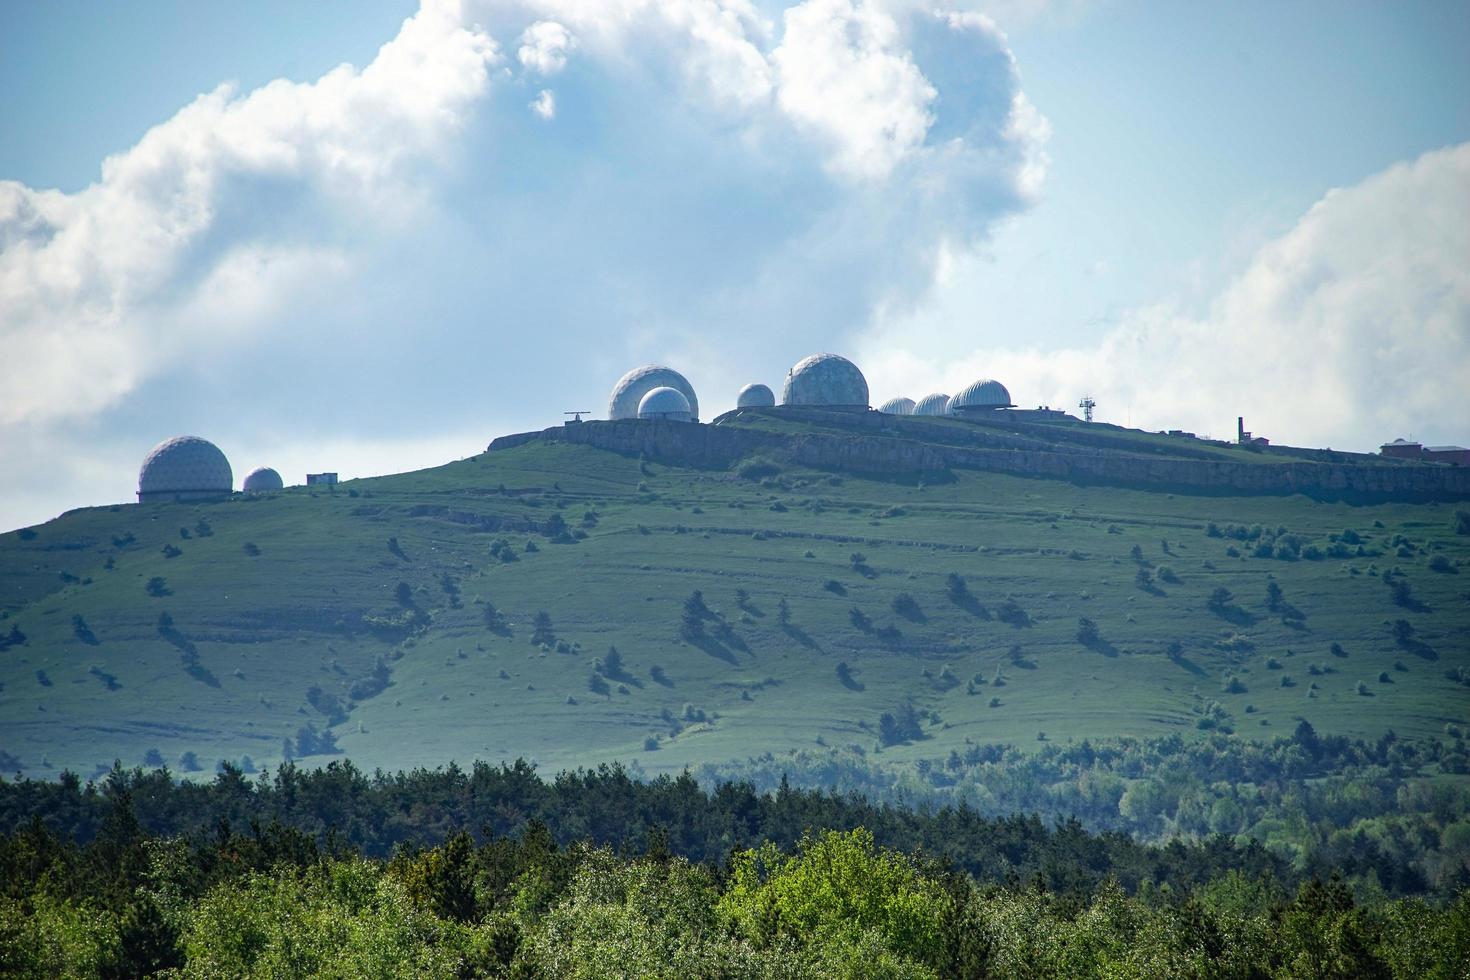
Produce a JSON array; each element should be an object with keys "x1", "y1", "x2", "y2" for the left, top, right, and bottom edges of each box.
[
  {"x1": 1237, "y1": 417, "x2": 1270, "y2": 447},
  {"x1": 637, "y1": 386, "x2": 694, "y2": 421},
  {"x1": 137, "y1": 436, "x2": 233, "y2": 503},
  {"x1": 610, "y1": 365, "x2": 700, "y2": 422},
  {"x1": 306, "y1": 473, "x2": 338, "y2": 486},
  {"x1": 877, "y1": 396, "x2": 916, "y2": 415},
  {"x1": 912, "y1": 392, "x2": 951, "y2": 416},
  {"x1": 781, "y1": 353, "x2": 869, "y2": 410},
  {"x1": 948, "y1": 379, "x2": 1014, "y2": 416},
  {"x1": 242, "y1": 466, "x2": 284, "y2": 492},
  {"x1": 736, "y1": 383, "x2": 775, "y2": 409},
  {"x1": 1380, "y1": 438, "x2": 1469, "y2": 465}
]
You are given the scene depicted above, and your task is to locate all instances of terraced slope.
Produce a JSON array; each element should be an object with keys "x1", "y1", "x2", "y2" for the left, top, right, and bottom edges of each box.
[{"x1": 1, "y1": 413, "x2": 1467, "y2": 781}]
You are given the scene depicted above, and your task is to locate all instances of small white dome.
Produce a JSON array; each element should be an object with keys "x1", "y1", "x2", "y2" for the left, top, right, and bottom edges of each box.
[
  {"x1": 782, "y1": 353, "x2": 868, "y2": 407},
  {"x1": 242, "y1": 466, "x2": 284, "y2": 492},
  {"x1": 950, "y1": 379, "x2": 1013, "y2": 412},
  {"x1": 736, "y1": 383, "x2": 776, "y2": 409},
  {"x1": 877, "y1": 397, "x2": 915, "y2": 415},
  {"x1": 912, "y1": 393, "x2": 951, "y2": 416},
  {"x1": 609, "y1": 365, "x2": 699, "y2": 421},
  {"x1": 637, "y1": 386, "x2": 693, "y2": 421},
  {"x1": 138, "y1": 436, "x2": 232, "y2": 501}
]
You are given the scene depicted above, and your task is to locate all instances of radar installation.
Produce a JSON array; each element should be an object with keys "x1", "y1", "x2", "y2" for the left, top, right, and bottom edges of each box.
[{"x1": 564, "y1": 411, "x2": 592, "y2": 423}]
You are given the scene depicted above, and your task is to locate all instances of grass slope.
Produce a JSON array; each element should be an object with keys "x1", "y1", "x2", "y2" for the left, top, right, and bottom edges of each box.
[{"x1": 2, "y1": 422, "x2": 1468, "y2": 781}]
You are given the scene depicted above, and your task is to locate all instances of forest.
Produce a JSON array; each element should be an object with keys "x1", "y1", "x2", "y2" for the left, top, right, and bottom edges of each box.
[{"x1": 1, "y1": 758, "x2": 1466, "y2": 978}]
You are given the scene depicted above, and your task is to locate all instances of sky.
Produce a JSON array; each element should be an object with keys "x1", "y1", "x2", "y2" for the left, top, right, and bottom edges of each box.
[{"x1": 2, "y1": 0, "x2": 1467, "y2": 532}]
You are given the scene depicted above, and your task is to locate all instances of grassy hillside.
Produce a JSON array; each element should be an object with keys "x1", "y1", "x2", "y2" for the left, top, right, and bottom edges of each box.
[{"x1": 2, "y1": 415, "x2": 1468, "y2": 782}]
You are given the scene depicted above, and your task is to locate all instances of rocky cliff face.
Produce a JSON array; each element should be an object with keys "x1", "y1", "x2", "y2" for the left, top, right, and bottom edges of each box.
[{"x1": 489, "y1": 417, "x2": 1470, "y2": 501}]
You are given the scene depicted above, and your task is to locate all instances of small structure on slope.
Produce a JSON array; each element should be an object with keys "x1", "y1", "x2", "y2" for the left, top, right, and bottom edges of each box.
[{"x1": 242, "y1": 466, "x2": 284, "y2": 493}]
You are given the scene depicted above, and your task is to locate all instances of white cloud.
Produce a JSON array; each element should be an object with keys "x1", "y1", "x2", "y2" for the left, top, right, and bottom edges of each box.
[
  {"x1": 517, "y1": 20, "x2": 574, "y2": 75},
  {"x1": 0, "y1": 0, "x2": 1045, "y2": 531},
  {"x1": 529, "y1": 88, "x2": 557, "y2": 119},
  {"x1": 859, "y1": 142, "x2": 1470, "y2": 450}
]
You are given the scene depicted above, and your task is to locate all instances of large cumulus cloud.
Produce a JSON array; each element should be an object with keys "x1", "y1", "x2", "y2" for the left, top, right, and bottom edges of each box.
[
  {"x1": 859, "y1": 141, "x2": 1470, "y2": 451},
  {"x1": 0, "y1": 0, "x2": 1045, "y2": 530}
]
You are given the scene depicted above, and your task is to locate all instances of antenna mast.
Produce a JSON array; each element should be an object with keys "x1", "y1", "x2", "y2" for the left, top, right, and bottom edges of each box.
[{"x1": 1078, "y1": 395, "x2": 1096, "y2": 423}]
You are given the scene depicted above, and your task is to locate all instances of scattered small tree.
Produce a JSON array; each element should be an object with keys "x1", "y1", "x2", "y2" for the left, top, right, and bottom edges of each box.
[{"x1": 531, "y1": 611, "x2": 555, "y2": 646}]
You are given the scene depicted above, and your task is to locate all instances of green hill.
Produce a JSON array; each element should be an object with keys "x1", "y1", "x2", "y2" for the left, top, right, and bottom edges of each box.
[{"x1": 2, "y1": 410, "x2": 1468, "y2": 783}]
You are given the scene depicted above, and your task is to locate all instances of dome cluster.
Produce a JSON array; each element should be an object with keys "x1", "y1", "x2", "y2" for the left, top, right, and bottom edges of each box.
[
  {"x1": 609, "y1": 366, "x2": 700, "y2": 422},
  {"x1": 877, "y1": 379, "x2": 1015, "y2": 418},
  {"x1": 137, "y1": 436, "x2": 234, "y2": 503},
  {"x1": 604, "y1": 356, "x2": 1013, "y2": 427}
]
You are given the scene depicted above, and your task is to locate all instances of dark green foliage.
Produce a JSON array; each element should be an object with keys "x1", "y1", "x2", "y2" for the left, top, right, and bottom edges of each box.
[
  {"x1": 1076, "y1": 617, "x2": 1100, "y2": 645},
  {"x1": 144, "y1": 576, "x2": 170, "y2": 597},
  {"x1": 878, "y1": 702, "x2": 924, "y2": 745}
]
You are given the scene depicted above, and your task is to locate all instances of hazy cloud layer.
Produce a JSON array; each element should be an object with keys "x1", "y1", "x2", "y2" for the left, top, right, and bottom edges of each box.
[
  {"x1": 860, "y1": 141, "x2": 1470, "y2": 449},
  {"x1": 0, "y1": 0, "x2": 1045, "y2": 529}
]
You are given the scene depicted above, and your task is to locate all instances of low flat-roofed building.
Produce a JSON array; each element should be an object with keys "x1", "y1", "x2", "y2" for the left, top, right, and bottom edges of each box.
[
  {"x1": 1425, "y1": 445, "x2": 1470, "y2": 466},
  {"x1": 306, "y1": 472, "x2": 338, "y2": 486},
  {"x1": 1380, "y1": 438, "x2": 1424, "y2": 460}
]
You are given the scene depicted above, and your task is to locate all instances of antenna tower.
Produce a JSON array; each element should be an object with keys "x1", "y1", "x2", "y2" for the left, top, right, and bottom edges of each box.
[
  {"x1": 563, "y1": 411, "x2": 592, "y2": 423},
  {"x1": 1078, "y1": 395, "x2": 1096, "y2": 423}
]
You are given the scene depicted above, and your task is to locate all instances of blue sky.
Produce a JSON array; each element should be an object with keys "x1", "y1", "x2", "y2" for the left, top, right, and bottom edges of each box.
[{"x1": 2, "y1": 0, "x2": 1467, "y2": 531}]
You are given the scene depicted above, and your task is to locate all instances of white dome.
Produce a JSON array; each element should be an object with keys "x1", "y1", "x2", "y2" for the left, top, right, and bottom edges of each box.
[
  {"x1": 637, "y1": 386, "x2": 693, "y2": 421},
  {"x1": 877, "y1": 397, "x2": 915, "y2": 415},
  {"x1": 781, "y1": 353, "x2": 868, "y2": 407},
  {"x1": 610, "y1": 365, "x2": 699, "y2": 421},
  {"x1": 138, "y1": 436, "x2": 232, "y2": 501},
  {"x1": 950, "y1": 379, "x2": 1013, "y2": 411},
  {"x1": 912, "y1": 393, "x2": 951, "y2": 416},
  {"x1": 242, "y1": 466, "x2": 284, "y2": 492},
  {"x1": 736, "y1": 383, "x2": 776, "y2": 409}
]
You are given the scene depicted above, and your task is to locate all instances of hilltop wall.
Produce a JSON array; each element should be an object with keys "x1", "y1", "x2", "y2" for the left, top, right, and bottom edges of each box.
[{"x1": 488, "y1": 418, "x2": 1470, "y2": 501}]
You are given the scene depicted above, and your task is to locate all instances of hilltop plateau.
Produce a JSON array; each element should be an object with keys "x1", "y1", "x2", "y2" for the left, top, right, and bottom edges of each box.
[{"x1": 2, "y1": 409, "x2": 1468, "y2": 797}]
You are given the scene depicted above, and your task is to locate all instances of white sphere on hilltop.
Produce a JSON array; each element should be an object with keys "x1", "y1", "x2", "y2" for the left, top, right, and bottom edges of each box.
[
  {"x1": 912, "y1": 393, "x2": 951, "y2": 416},
  {"x1": 736, "y1": 383, "x2": 776, "y2": 409},
  {"x1": 609, "y1": 365, "x2": 699, "y2": 421},
  {"x1": 637, "y1": 386, "x2": 694, "y2": 421},
  {"x1": 242, "y1": 466, "x2": 284, "y2": 492},
  {"x1": 781, "y1": 353, "x2": 869, "y2": 407},
  {"x1": 877, "y1": 397, "x2": 915, "y2": 415},
  {"x1": 137, "y1": 436, "x2": 232, "y2": 503},
  {"x1": 949, "y1": 379, "x2": 1013, "y2": 413}
]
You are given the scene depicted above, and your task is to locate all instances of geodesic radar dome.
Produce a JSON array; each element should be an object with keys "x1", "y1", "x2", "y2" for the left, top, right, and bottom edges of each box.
[
  {"x1": 877, "y1": 397, "x2": 915, "y2": 415},
  {"x1": 949, "y1": 379, "x2": 1013, "y2": 412},
  {"x1": 912, "y1": 393, "x2": 951, "y2": 416},
  {"x1": 637, "y1": 386, "x2": 693, "y2": 421},
  {"x1": 736, "y1": 383, "x2": 776, "y2": 409},
  {"x1": 137, "y1": 436, "x2": 232, "y2": 502},
  {"x1": 609, "y1": 365, "x2": 699, "y2": 421},
  {"x1": 781, "y1": 353, "x2": 869, "y2": 407},
  {"x1": 242, "y1": 466, "x2": 284, "y2": 492}
]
